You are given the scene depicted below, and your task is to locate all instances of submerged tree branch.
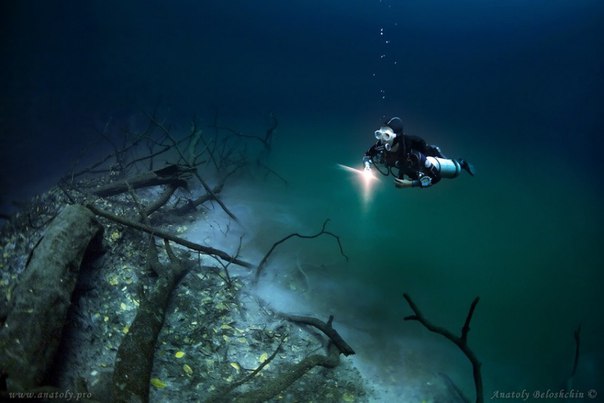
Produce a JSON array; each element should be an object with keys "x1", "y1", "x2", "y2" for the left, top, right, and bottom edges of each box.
[
  {"x1": 234, "y1": 342, "x2": 341, "y2": 403},
  {"x1": 206, "y1": 334, "x2": 287, "y2": 402},
  {"x1": 86, "y1": 204, "x2": 253, "y2": 268},
  {"x1": 283, "y1": 314, "x2": 355, "y2": 356},
  {"x1": 403, "y1": 293, "x2": 482, "y2": 403},
  {"x1": 146, "y1": 113, "x2": 241, "y2": 223},
  {"x1": 230, "y1": 313, "x2": 352, "y2": 403},
  {"x1": 210, "y1": 112, "x2": 277, "y2": 152},
  {"x1": 144, "y1": 183, "x2": 178, "y2": 217},
  {"x1": 566, "y1": 324, "x2": 582, "y2": 390},
  {"x1": 254, "y1": 219, "x2": 348, "y2": 284}
]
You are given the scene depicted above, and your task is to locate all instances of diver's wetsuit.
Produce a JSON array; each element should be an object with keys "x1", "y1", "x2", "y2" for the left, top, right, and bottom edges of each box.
[{"x1": 364, "y1": 134, "x2": 444, "y2": 184}]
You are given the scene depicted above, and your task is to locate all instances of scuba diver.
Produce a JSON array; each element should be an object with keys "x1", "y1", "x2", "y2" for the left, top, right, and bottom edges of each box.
[{"x1": 362, "y1": 117, "x2": 475, "y2": 188}]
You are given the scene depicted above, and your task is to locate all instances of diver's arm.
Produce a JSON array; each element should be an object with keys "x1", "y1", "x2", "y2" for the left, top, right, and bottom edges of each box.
[
  {"x1": 394, "y1": 178, "x2": 417, "y2": 188},
  {"x1": 362, "y1": 156, "x2": 372, "y2": 171},
  {"x1": 364, "y1": 142, "x2": 379, "y2": 158},
  {"x1": 362, "y1": 143, "x2": 380, "y2": 170},
  {"x1": 394, "y1": 176, "x2": 432, "y2": 189}
]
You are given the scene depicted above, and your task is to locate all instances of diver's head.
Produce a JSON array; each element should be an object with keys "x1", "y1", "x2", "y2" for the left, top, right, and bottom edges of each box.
[
  {"x1": 386, "y1": 116, "x2": 404, "y2": 135},
  {"x1": 374, "y1": 126, "x2": 396, "y2": 151}
]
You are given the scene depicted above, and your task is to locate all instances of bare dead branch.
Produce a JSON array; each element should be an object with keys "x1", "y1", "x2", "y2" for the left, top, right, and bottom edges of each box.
[
  {"x1": 254, "y1": 219, "x2": 348, "y2": 283},
  {"x1": 233, "y1": 343, "x2": 341, "y2": 403},
  {"x1": 264, "y1": 112, "x2": 278, "y2": 150},
  {"x1": 461, "y1": 297, "x2": 480, "y2": 344},
  {"x1": 123, "y1": 144, "x2": 172, "y2": 171},
  {"x1": 403, "y1": 293, "x2": 483, "y2": 403},
  {"x1": 86, "y1": 203, "x2": 253, "y2": 268},
  {"x1": 208, "y1": 234, "x2": 243, "y2": 288},
  {"x1": 171, "y1": 181, "x2": 225, "y2": 216},
  {"x1": 146, "y1": 113, "x2": 240, "y2": 223},
  {"x1": 124, "y1": 180, "x2": 149, "y2": 224},
  {"x1": 258, "y1": 161, "x2": 288, "y2": 186},
  {"x1": 144, "y1": 184, "x2": 178, "y2": 217},
  {"x1": 66, "y1": 115, "x2": 168, "y2": 182},
  {"x1": 207, "y1": 333, "x2": 287, "y2": 402},
  {"x1": 195, "y1": 173, "x2": 239, "y2": 223},
  {"x1": 210, "y1": 112, "x2": 278, "y2": 152},
  {"x1": 282, "y1": 314, "x2": 355, "y2": 356}
]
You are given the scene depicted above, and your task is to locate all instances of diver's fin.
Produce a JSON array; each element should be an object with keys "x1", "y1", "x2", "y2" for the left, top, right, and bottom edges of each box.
[{"x1": 459, "y1": 159, "x2": 475, "y2": 176}]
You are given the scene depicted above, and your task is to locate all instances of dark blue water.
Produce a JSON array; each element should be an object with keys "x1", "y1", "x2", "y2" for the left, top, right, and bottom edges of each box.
[{"x1": 2, "y1": 0, "x2": 603, "y2": 399}]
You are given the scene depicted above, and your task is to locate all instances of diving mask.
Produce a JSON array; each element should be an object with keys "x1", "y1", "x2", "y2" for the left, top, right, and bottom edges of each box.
[{"x1": 374, "y1": 126, "x2": 396, "y2": 150}]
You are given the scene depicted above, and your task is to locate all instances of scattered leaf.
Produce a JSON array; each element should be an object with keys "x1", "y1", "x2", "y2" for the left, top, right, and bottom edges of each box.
[
  {"x1": 342, "y1": 392, "x2": 355, "y2": 402},
  {"x1": 150, "y1": 378, "x2": 167, "y2": 389},
  {"x1": 110, "y1": 230, "x2": 121, "y2": 242},
  {"x1": 175, "y1": 351, "x2": 185, "y2": 358},
  {"x1": 183, "y1": 364, "x2": 193, "y2": 375},
  {"x1": 259, "y1": 352, "x2": 268, "y2": 363},
  {"x1": 230, "y1": 362, "x2": 240, "y2": 372}
]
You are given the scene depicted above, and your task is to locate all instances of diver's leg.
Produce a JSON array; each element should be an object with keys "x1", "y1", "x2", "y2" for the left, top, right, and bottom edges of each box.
[{"x1": 427, "y1": 145, "x2": 446, "y2": 158}]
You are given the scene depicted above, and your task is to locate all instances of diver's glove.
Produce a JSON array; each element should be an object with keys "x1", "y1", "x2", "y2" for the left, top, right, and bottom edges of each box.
[
  {"x1": 419, "y1": 176, "x2": 432, "y2": 187},
  {"x1": 362, "y1": 156, "x2": 372, "y2": 171}
]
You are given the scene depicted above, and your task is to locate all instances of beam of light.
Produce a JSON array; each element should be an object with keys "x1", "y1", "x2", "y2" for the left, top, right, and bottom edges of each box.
[{"x1": 337, "y1": 163, "x2": 379, "y2": 208}]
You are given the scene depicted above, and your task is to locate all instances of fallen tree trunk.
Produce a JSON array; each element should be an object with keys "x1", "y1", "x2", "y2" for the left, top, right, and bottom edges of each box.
[
  {"x1": 0, "y1": 204, "x2": 102, "y2": 391},
  {"x1": 91, "y1": 164, "x2": 193, "y2": 197},
  {"x1": 112, "y1": 241, "x2": 190, "y2": 403}
]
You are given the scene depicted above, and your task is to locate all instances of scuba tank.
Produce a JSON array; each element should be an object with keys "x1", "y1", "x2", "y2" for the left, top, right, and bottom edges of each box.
[{"x1": 425, "y1": 156, "x2": 462, "y2": 178}]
